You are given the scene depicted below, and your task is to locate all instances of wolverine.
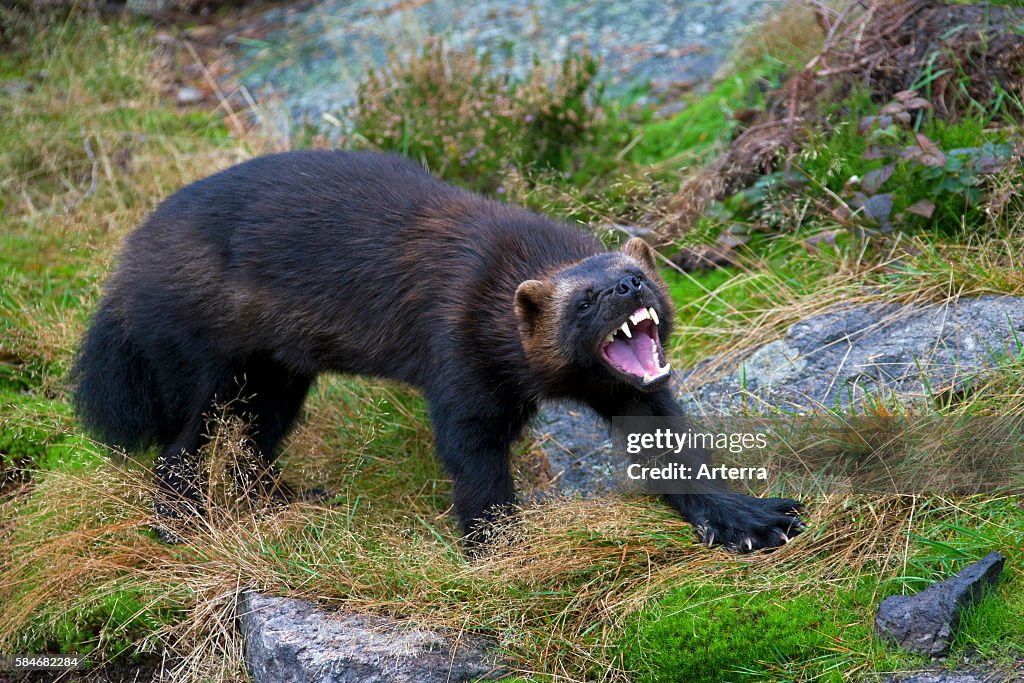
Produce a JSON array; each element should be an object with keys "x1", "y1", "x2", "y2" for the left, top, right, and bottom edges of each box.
[{"x1": 73, "y1": 150, "x2": 803, "y2": 552}]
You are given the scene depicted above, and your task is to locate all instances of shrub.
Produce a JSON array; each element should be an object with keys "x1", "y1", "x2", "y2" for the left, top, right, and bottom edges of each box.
[
  {"x1": 351, "y1": 41, "x2": 623, "y2": 193},
  {"x1": 702, "y1": 89, "x2": 1021, "y2": 240}
]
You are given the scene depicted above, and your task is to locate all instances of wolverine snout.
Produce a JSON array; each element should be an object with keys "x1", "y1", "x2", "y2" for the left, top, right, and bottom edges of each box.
[{"x1": 614, "y1": 275, "x2": 644, "y2": 298}]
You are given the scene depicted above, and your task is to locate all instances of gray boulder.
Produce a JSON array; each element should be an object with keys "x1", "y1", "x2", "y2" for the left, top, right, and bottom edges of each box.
[
  {"x1": 874, "y1": 552, "x2": 1006, "y2": 656},
  {"x1": 229, "y1": 0, "x2": 776, "y2": 132},
  {"x1": 683, "y1": 295, "x2": 1024, "y2": 413},
  {"x1": 529, "y1": 404, "x2": 616, "y2": 499},
  {"x1": 238, "y1": 591, "x2": 504, "y2": 682},
  {"x1": 885, "y1": 673, "x2": 1009, "y2": 683}
]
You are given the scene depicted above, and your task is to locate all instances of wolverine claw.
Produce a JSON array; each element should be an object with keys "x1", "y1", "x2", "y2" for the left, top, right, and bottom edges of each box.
[{"x1": 686, "y1": 493, "x2": 807, "y2": 553}]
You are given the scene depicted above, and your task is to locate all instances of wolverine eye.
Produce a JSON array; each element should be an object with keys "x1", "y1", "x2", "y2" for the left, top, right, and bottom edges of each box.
[
  {"x1": 578, "y1": 301, "x2": 592, "y2": 311},
  {"x1": 577, "y1": 290, "x2": 595, "y2": 312}
]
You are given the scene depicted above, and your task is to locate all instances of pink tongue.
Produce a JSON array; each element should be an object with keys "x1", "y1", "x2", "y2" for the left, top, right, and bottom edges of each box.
[{"x1": 605, "y1": 333, "x2": 658, "y2": 377}]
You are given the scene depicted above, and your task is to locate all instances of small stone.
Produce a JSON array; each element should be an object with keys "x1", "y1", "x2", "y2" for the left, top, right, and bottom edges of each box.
[
  {"x1": 186, "y1": 25, "x2": 217, "y2": 39},
  {"x1": 176, "y1": 86, "x2": 204, "y2": 105},
  {"x1": 874, "y1": 552, "x2": 1006, "y2": 656},
  {"x1": 886, "y1": 673, "x2": 994, "y2": 683},
  {"x1": 2, "y1": 80, "x2": 31, "y2": 97},
  {"x1": 653, "y1": 100, "x2": 688, "y2": 118},
  {"x1": 238, "y1": 591, "x2": 504, "y2": 682}
]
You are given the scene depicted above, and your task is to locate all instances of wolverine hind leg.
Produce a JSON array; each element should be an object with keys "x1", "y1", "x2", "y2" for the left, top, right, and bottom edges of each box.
[
  {"x1": 151, "y1": 358, "x2": 312, "y2": 543},
  {"x1": 227, "y1": 357, "x2": 313, "y2": 502},
  {"x1": 152, "y1": 406, "x2": 215, "y2": 544},
  {"x1": 151, "y1": 359, "x2": 242, "y2": 542}
]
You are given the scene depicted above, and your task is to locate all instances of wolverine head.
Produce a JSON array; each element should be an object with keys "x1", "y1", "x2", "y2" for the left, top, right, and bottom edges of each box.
[{"x1": 515, "y1": 237, "x2": 675, "y2": 391}]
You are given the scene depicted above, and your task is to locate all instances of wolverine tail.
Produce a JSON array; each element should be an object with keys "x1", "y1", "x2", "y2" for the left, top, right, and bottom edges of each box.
[{"x1": 72, "y1": 305, "x2": 162, "y2": 452}]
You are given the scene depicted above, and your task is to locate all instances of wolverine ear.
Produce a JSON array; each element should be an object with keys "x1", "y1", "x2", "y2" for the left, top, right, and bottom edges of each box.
[
  {"x1": 514, "y1": 279, "x2": 550, "y2": 335},
  {"x1": 621, "y1": 237, "x2": 658, "y2": 272}
]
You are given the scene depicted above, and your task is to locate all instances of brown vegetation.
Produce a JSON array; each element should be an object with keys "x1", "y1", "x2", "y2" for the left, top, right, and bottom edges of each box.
[{"x1": 660, "y1": 0, "x2": 1024, "y2": 237}]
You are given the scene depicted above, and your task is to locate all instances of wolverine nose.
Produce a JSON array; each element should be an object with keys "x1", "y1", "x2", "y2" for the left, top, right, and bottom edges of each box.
[{"x1": 615, "y1": 275, "x2": 643, "y2": 297}]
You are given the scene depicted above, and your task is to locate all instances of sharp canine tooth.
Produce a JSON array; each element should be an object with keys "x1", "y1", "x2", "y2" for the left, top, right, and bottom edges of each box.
[
  {"x1": 621, "y1": 322, "x2": 632, "y2": 338},
  {"x1": 604, "y1": 332, "x2": 615, "y2": 343},
  {"x1": 649, "y1": 308, "x2": 660, "y2": 325}
]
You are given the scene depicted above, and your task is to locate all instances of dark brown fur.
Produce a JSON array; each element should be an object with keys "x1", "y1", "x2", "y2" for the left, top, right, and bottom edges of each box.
[{"x1": 73, "y1": 150, "x2": 803, "y2": 552}]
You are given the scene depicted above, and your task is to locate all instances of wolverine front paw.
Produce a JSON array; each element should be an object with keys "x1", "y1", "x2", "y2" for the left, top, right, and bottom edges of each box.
[{"x1": 692, "y1": 493, "x2": 805, "y2": 553}]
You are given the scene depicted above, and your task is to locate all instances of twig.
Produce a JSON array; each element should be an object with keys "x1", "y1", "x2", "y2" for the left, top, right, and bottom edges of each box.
[
  {"x1": 183, "y1": 39, "x2": 245, "y2": 135},
  {"x1": 73, "y1": 127, "x2": 99, "y2": 208}
]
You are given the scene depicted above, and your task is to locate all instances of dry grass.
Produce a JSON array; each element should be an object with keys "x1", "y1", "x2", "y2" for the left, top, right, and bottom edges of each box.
[
  {"x1": 3, "y1": 426, "x2": 1015, "y2": 681},
  {"x1": 0, "y1": 447, "x2": 970, "y2": 680},
  {"x1": 734, "y1": 0, "x2": 830, "y2": 70},
  {"x1": 663, "y1": 225, "x2": 1024, "y2": 383}
]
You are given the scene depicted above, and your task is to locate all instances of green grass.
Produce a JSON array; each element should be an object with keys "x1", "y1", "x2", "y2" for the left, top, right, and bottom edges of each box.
[
  {"x1": 630, "y1": 65, "x2": 781, "y2": 167},
  {"x1": 0, "y1": 387, "x2": 97, "y2": 472}
]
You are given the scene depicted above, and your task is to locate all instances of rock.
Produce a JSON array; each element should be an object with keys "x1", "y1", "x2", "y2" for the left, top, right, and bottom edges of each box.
[
  {"x1": 238, "y1": 591, "x2": 504, "y2": 683},
  {"x1": 227, "y1": 0, "x2": 778, "y2": 132},
  {"x1": 885, "y1": 673, "x2": 999, "y2": 683},
  {"x1": 530, "y1": 402, "x2": 616, "y2": 499},
  {"x1": 124, "y1": 0, "x2": 174, "y2": 14},
  {"x1": 603, "y1": 222, "x2": 658, "y2": 243},
  {"x1": 3, "y1": 79, "x2": 32, "y2": 97},
  {"x1": 176, "y1": 86, "x2": 204, "y2": 105},
  {"x1": 683, "y1": 295, "x2": 1024, "y2": 413},
  {"x1": 670, "y1": 239, "x2": 743, "y2": 272},
  {"x1": 874, "y1": 552, "x2": 1006, "y2": 656}
]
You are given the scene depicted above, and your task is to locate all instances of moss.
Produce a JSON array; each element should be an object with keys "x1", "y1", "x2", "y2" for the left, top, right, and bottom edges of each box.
[
  {"x1": 20, "y1": 586, "x2": 177, "y2": 660},
  {"x1": 621, "y1": 586, "x2": 873, "y2": 683}
]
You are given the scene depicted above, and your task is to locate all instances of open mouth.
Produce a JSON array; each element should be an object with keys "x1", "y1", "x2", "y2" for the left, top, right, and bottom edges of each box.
[{"x1": 598, "y1": 306, "x2": 670, "y2": 385}]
